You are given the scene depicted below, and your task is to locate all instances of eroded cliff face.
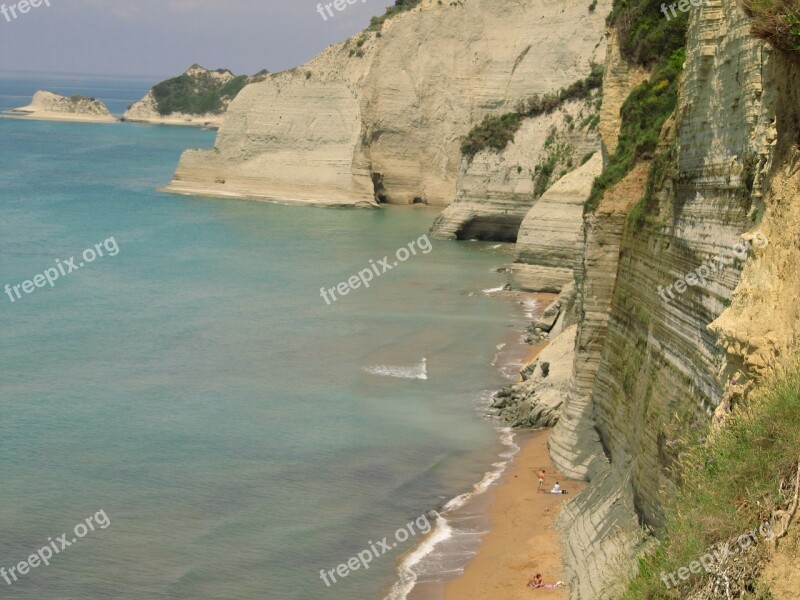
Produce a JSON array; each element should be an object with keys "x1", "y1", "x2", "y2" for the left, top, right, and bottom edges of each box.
[
  {"x1": 430, "y1": 96, "x2": 604, "y2": 241},
  {"x1": 546, "y1": 1, "x2": 794, "y2": 597},
  {"x1": 165, "y1": 0, "x2": 609, "y2": 207}
]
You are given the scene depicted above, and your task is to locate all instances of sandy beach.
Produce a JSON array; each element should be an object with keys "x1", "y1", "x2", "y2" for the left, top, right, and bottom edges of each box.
[{"x1": 442, "y1": 429, "x2": 583, "y2": 600}]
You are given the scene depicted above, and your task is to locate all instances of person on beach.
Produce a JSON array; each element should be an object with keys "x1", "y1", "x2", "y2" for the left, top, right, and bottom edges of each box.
[
  {"x1": 527, "y1": 574, "x2": 564, "y2": 590},
  {"x1": 537, "y1": 469, "x2": 546, "y2": 491},
  {"x1": 527, "y1": 573, "x2": 544, "y2": 588},
  {"x1": 551, "y1": 482, "x2": 561, "y2": 494}
]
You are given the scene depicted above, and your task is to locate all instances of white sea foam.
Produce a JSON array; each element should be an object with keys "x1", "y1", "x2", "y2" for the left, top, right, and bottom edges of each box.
[
  {"x1": 482, "y1": 286, "x2": 505, "y2": 294},
  {"x1": 363, "y1": 357, "x2": 428, "y2": 380},
  {"x1": 522, "y1": 297, "x2": 541, "y2": 319},
  {"x1": 384, "y1": 428, "x2": 519, "y2": 600},
  {"x1": 490, "y1": 343, "x2": 506, "y2": 367}
]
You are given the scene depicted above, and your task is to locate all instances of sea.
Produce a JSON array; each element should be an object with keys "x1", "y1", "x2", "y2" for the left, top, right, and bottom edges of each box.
[{"x1": 0, "y1": 73, "x2": 539, "y2": 600}]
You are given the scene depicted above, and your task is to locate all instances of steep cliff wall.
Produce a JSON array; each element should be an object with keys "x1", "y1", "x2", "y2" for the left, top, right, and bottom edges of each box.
[
  {"x1": 430, "y1": 94, "x2": 603, "y2": 241},
  {"x1": 510, "y1": 152, "x2": 603, "y2": 292},
  {"x1": 550, "y1": 0, "x2": 785, "y2": 597},
  {"x1": 165, "y1": 0, "x2": 609, "y2": 207}
]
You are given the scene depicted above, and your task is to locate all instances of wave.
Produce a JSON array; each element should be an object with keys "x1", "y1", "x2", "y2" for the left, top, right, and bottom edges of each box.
[
  {"x1": 363, "y1": 357, "x2": 428, "y2": 380},
  {"x1": 384, "y1": 427, "x2": 519, "y2": 600}
]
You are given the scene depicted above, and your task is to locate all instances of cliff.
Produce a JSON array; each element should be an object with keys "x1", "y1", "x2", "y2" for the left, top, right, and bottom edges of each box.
[
  {"x1": 7, "y1": 91, "x2": 117, "y2": 123},
  {"x1": 163, "y1": 0, "x2": 610, "y2": 207},
  {"x1": 503, "y1": 0, "x2": 800, "y2": 597},
  {"x1": 123, "y1": 65, "x2": 268, "y2": 129}
]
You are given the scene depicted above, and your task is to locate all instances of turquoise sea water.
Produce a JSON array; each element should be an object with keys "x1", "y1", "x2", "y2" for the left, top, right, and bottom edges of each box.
[{"x1": 0, "y1": 76, "x2": 530, "y2": 599}]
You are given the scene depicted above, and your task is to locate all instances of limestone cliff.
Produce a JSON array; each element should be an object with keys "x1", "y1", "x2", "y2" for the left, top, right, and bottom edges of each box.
[
  {"x1": 525, "y1": 0, "x2": 799, "y2": 597},
  {"x1": 164, "y1": 0, "x2": 610, "y2": 207},
  {"x1": 430, "y1": 98, "x2": 603, "y2": 241}
]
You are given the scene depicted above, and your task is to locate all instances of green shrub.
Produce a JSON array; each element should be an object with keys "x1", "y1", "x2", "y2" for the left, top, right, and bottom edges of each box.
[
  {"x1": 461, "y1": 63, "x2": 604, "y2": 158},
  {"x1": 460, "y1": 113, "x2": 523, "y2": 157},
  {"x1": 151, "y1": 71, "x2": 256, "y2": 116},
  {"x1": 368, "y1": 0, "x2": 423, "y2": 31},
  {"x1": 584, "y1": 0, "x2": 689, "y2": 213},
  {"x1": 585, "y1": 48, "x2": 684, "y2": 212},
  {"x1": 607, "y1": 0, "x2": 690, "y2": 66}
]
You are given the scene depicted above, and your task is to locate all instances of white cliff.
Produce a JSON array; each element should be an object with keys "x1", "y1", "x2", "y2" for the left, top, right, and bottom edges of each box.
[{"x1": 164, "y1": 0, "x2": 610, "y2": 208}]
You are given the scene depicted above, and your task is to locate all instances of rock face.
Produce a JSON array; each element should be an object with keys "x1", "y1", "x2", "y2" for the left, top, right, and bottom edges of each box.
[
  {"x1": 546, "y1": 1, "x2": 793, "y2": 598},
  {"x1": 165, "y1": 0, "x2": 610, "y2": 207},
  {"x1": 510, "y1": 152, "x2": 603, "y2": 292},
  {"x1": 8, "y1": 91, "x2": 117, "y2": 123},
  {"x1": 123, "y1": 65, "x2": 267, "y2": 129},
  {"x1": 430, "y1": 99, "x2": 603, "y2": 241},
  {"x1": 492, "y1": 324, "x2": 578, "y2": 428}
]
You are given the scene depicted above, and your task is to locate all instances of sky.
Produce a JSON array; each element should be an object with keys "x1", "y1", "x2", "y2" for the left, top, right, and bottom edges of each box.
[{"x1": 0, "y1": 0, "x2": 391, "y2": 79}]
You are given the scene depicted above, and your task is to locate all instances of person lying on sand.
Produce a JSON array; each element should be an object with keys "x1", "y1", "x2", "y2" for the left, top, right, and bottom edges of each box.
[
  {"x1": 526, "y1": 574, "x2": 564, "y2": 589},
  {"x1": 527, "y1": 573, "x2": 543, "y2": 588}
]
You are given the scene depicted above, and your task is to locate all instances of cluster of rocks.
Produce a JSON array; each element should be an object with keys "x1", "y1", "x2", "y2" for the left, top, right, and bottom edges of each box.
[{"x1": 491, "y1": 284, "x2": 579, "y2": 428}]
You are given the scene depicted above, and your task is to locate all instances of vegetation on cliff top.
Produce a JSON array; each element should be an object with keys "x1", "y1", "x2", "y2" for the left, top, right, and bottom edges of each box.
[
  {"x1": 741, "y1": 0, "x2": 800, "y2": 53},
  {"x1": 607, "y1": 0, "x2": 690, "y2": 66},
  {"x1": 620, "y1": 362, "x2": 800, "y2": 599},
  {"x1": 367, "y1": 0, "x2": 423, "y2": 31},
  {"x1": 151, "y1": 68, "x2": 268, "y2": 116},
  {"x1": 584, "y1": 1, "x2": 689, "y2": 213},
  {"x1": 460, "y1": 63, "x2": 604, "y2": 159}
]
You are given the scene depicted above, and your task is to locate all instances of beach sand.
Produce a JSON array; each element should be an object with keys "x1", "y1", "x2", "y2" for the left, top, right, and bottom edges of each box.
[{"x1": 442, "y1": 429, "x2": 583, "y2": 600}]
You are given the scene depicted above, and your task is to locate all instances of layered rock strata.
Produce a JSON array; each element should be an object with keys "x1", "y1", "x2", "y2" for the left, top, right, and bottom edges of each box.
[
  {"x1": 551, "y1": 1, "x2": 785, "y2": 598},
  {"x1": 511, "y1": 152, "x2": 603, "y2": 292}
]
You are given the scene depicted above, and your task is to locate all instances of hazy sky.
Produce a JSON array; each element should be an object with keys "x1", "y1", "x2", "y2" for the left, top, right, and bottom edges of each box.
[{"x1": 0, "y1": 0, "x2": 389, "y2": 78}]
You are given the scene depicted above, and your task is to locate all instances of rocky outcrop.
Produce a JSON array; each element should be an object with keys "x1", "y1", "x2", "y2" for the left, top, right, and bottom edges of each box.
[
  {"x1": 165, "y1": 0, "x2": 610, "y2": 207},
  {"x1": 430, "y1": 98, "x2": 603, "y2": 241},
  {"x1": 7, "y1": 91, "x2": 117, "y2": 123},
  {"x1": 123, "y1": 65, "x2": 267, "y2": 129},
  {"x1": 709, "y1": 50, "x2": 800, "y2": 380},
  {"x1": 510, "y1": 152, "x2": 603, "y2": 292},
  {"x1": 492, "y1": 324, "x2": 578, "y2": 428}
]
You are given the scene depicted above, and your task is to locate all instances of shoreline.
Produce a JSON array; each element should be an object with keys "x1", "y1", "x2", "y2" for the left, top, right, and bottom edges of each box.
[
  {"x1": 442, "y1": 429, "x2": 583, "y2": 599},
  {"x1": 385, "y1": 290, "x2": 572, "y2": 600}
]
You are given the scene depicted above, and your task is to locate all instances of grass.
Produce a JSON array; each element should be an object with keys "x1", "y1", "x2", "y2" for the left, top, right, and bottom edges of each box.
[
  {"x1": 460, "y1": 63, "x2": 603, "y2": 158},
  {"x1": 619, "y1": 360, "x2": 800, "y2": 599},
  {"x1": 585, "y1": 49, "x2": 684, "y2": 213},
  {"x1": 741, "y1": 0, "x2": 800, "y2": 53},
  {"x1": 532, "y1": 129, "x2": 575, "y2": 198}
]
